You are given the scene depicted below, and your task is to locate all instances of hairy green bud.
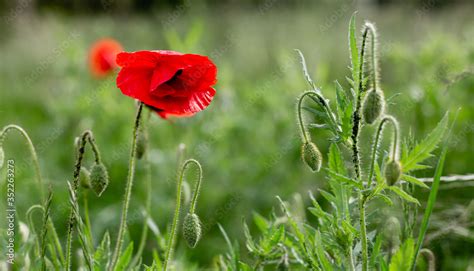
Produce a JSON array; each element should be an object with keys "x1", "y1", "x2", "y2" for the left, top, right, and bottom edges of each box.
[
  {"x1": 136, "y1": 128, "x2": 148, "y2": 160},
  {"x1": 362, "y1": 88, "x2": 385, "y2": 124},
  {"x1": 384, "y1": 160, "x2": 402, "y2": 186},
  {"x1": 90, "y1": 163, "x2": 109, "y2": 196},
  {"x1": 79, "y1": 167, "x2": 91, "y2": 189},
  {"x1": 301, "y1": 141, "x2": 322, "y2": 172},
  {"x1": 0, "y1": 146, "x2": 4, "y2": 169},
  {"x1": 183, "y1": 213, "x2": 202, "y2": 248},
  {"x1": 383, "y1": 216, "x2": 401, "y2": 252}
]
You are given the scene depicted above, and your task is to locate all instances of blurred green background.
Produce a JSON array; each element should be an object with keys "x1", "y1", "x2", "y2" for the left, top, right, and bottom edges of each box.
[{"x1": 0, "y1": 0, "x2": 473, "y2": 269}]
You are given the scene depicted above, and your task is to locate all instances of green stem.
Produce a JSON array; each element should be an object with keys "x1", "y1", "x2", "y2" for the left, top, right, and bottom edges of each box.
[
  {"x1": 297, "y1": 91, "x2": 337, "y2": 142},
  {"x1": 368, "y1": 116, "x2": 399, "y2": 186},
  {"x1": 351, "y1": 26, "x2": 371, "y2": 271},
  {"x1": 163, "y1": 159, "x2": 202, "y2": 271},
  {"x1": 364, "y1": 22, "x2": 378, "y2": 91},
  {"x1": 110, "y1": 102, "x2": 144, "y2": 270},
  {"x1": 65, "y1": 130, "x2": 95, "y2": 271},
  {"x1": 131, "y1": 109, "x2": 152, "y2": 267},
  {"x1": 359, "y1": 194, "x2": 368, "y2": 271},
  {"x1": 346, "y1": 244, "x2": 356, "y2": 271},
  {"x1": 0, "y1": 124, "x2": 44, "y2": 199}
]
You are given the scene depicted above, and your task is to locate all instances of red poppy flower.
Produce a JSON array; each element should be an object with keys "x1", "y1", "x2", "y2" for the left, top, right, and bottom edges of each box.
[
  {"x1": 116, "y1": 50, "x2": 217, "y2": 118},
  {"x1": 89, "y1": 38, "x2": 123, "y2": 77}
]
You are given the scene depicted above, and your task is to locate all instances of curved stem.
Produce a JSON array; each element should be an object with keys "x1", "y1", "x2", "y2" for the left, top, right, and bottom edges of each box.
[
  {"x1": 110, "y1": 102, "x2": 144, "y2": 270},
  {"x1": 368, "y1": 115, "x2": 399, "y2": 186},
  {"x1": 0, "y1": 124, "x2": 44, "y2": 199},
  {"x1": 65, "y1": 130, "x2": 95, "y2": 271},
  {"x1": 163, "y1": 159, "x2": 203, "y2": 271},
  {"x1": 297, "y1": 91, "x2": 338, "y2": 142},
  {"x1": 420, "y1": 248, "x2": 436, "y2": 271},
  {"x1": 364, "y1": 22, "x2": 378, "y2": 91}
]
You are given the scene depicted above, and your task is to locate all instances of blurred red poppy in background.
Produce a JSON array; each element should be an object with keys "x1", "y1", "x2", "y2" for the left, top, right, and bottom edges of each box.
[
  {"x1": 89, "y1": 38, "x2": 123, "y2": 77},
  {"x1": 116, "y1": 50, "x2": 217, "y2": 118}
]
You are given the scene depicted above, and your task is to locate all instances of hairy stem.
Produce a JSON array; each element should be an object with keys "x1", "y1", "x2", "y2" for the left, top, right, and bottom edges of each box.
[
  {"x1": 163, "y1": 159, "x2": 202, "y2": 271},
  {"x1": 351, "y1": 26, "x2": 371, "y2": 271},
  {"x1": 368, "y1": 115, "x2": 399, "y2": 186},
  {"x1": 65, "y1": 130, "x2": 95, "y2": 271},
  {"x1": 359, "y1": 195, "x2": 368, "y2": 271},
  {"x1": 110, "y1": 102, "x2": 144, "y2": 270},
  {"x1": 131, "y1": 109, "x2": 152, "y2": 267},
  {"x1": 0, "y1": 124, "x2": 44, "y2": 199}
]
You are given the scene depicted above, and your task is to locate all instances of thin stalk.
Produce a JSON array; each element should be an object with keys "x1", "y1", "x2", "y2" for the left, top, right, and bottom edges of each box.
[
  {"x1": 0, "y1": 124, "x2": 44, "y2": 199},
  {"x1": 131, "y1": 109, "x2": 152, "y2": 267},
  {"x1": 346, "y1": 245, "x2": 356, "y2": 271},
  {"x1": 65, "y1": 130, "x2": 96, "y2": 271},
  {"x1": 351, "y1": 25, "x2": 371, "y2": 271},
  {"x1": 110, "y1": 102, "x2": 144, "y2": 270},
  {"x1": 359, "y1": 195, "x2": 368, "y2": 271},
  {"x1": 163, "y1": 159, "x2": 203, "y2": 271},
  {"x1": 41, "y1": 187, "x2": 53, "y2": 271},
  {"x1": 297, "y1": 91, "x2": 337, "y2": 142},
  {"x1": 367, "y1": 116, "x2": 399, "y2": 186}
]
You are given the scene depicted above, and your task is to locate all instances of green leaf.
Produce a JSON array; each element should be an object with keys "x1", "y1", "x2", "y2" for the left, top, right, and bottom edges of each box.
[
  {"x1": 401, "y1": 113, "x2": 449, "y2": 172},
  {"x1": 295, "y1": 49, "x2": 317, "y2": 90},
  {"x1": 348, "y1": 13, "x2": 359, "y2": 87},
  {"x1": 389, "y1": 238, "x2": 415, "y2": 271},
  {"x1": 326, "y1": 169, "x2": 362, "y2": 188},
  {"x1": 411, "y1": 110, "x2": 457, "y2": 271},
  {"x1": 252, "y1": 212, "x2": 269, "y2": 233},
  {"x1": 114, "y1": 242, "x2": 133, "y2": 271},
  {"x1": 269, "y1": 225, "x2": 285, "y2": 247},
  {"x1": 388, "y1": 186, "x2": 420, "y2": 205},
  {"x1": 94, "y1": 232, "x2": 111, "y2": 271},
  {"x1": 315, "y1": 231, "x2": 333, "y2": 270},
  {"x1": 402, "y1": 174, "x2": 429, "y2": 189}
]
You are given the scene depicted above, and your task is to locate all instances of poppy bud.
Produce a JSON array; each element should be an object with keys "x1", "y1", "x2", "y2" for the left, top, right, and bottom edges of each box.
[
  {"x1": 384, "y1": 160, "x2": 402, "y2": 186},
  {"x1": 362, "y1": 88, "x2": 385, "y2": 124},
  {"x1": 183, "y1": 213, "x2": 202, "y2": 248},
  {"x1": 80, "y1": 167, "x2": 91, "y2": 189},
  {"x1": 0, "y1": 146, "x2": 4, "y2": 169},
  {"x1": 136, "y1": 128, "x2": 148, "y2": 160},
  {"x1": 301, "y1": 141, "x2": 322, "y2": 172},
  {"x1": 90, "y1": 163, "x2": 109, "y2": 196}
]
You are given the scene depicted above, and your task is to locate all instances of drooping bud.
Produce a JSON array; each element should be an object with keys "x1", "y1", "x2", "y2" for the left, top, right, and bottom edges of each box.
[
  {"x1": 79, "y1": 167, "x2": 91, "y2": 189},
  {"x1": 301, "y1": 141, "x2": 322, "y2": 172},
  {"x1": 183, "y1": 213, "x2": 202, "y2": 248},
  {"x1": 136, "y1": 128, "x2": 148, "y2": 160},
  {"x1": 384, "y1": 160, "x2": 402, "y2": 186},
  {"x1": 362, "y1": 88, "x2": 385, "y2": 124},
  {"x1": 89, "y1": 163, "x2": 109, "y2": 196},
  {"x1": 0, "y1": 146, "x2": 4, "y2": 169}
]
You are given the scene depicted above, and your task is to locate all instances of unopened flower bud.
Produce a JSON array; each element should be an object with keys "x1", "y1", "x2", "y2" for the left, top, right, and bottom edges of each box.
[
  {"x1": 80, "y1": 167, "x2": 91, "y2": 189},
  {"x1": 362, "y1": 88, "x2": 385, "y2": 124},
  {"x1": 384, "y1": 160, "x2": 402, "y2": 186},
  {"x1": 301, "y1": 141, "x2": 322, "y2": 172},
  {"x1": 90, "y1": 163, "x2": 109, "y2": 196},
  {"x1": 383, "y1": 216, "x2": 401, "y2": 252},
  {"x1": 183, "y1": 213, "x2": 202, "y2": 248}
]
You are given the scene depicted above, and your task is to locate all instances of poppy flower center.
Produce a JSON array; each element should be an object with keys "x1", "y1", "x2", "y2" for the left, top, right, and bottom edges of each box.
[{"x1": 164, "y1": 69, "x2": 184, "y2": 89}]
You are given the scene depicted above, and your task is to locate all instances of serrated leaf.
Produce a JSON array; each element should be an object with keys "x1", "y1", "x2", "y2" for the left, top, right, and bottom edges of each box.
[
  {"x1": 402, "y1": 174, "x2": 429, "y2": 189},
  {"x1": 388, "y1": 186, "x2": 420, "y2": 205},
  {"x1": 114, "y1": 242, "x2": 134, "y2": 271},
  {"x1": 269, "y1": 225, "x2": 285, "y2": 247},
  {"x1": 389, "y1": 238, "x2": 414, "y2": 271},
  {"x1": 295, "y1": 49, "x2": 317, "y2": 90},
  {"x1": 327, "y1": 169, "x2": 362, "y2": 188},
  {"x1": 94, "y1": 232, "x2": 110, "y2": 271},
  {"x1": 401, "y1": 113, "x2": 449, "y2": 172}
]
